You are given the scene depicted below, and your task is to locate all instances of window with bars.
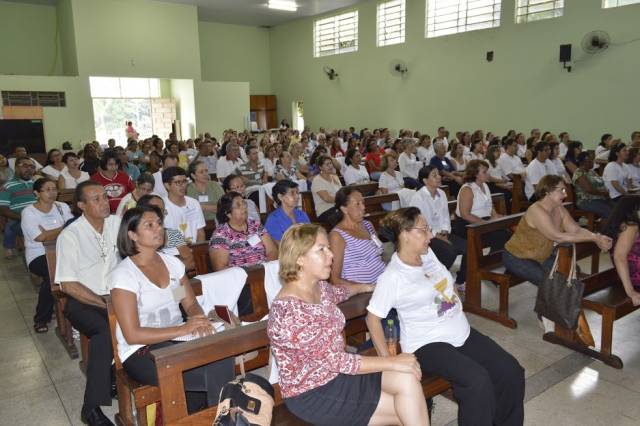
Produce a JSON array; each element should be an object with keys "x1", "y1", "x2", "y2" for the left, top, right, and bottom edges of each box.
[
  {"x1": 426, "y1": 0, "x2": 501, "y2": 39},
  {"x1": 314, "y1": 11, "x2": 358, "y2": 57},
  {"x1": 603, "y1": 0, "x2": 640, "y2": 8},
  {"x1": 516, "y1": 0, "x2": 564, "y2": 23},
  {"x1": 377, "y1": 0, "x2": 406, "y2": 47}
]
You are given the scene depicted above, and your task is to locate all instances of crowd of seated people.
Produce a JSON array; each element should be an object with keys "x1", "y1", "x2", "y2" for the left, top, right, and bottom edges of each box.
[{"x1": 4, "y1": 123, "x2": 640, "y2": 426}]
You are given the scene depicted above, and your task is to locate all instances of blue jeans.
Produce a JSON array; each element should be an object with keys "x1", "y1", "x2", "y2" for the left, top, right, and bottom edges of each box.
[
  {"x1": 3, "y1": 218, "x2": 21, "y2": 249},
  {"x1": 502, "y1": 249, "x2": 556, "y2": 286}
]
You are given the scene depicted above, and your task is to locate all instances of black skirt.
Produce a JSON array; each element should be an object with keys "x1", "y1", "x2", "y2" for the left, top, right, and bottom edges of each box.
[{"x1": 284, "y1": 373, "x2": 382, "y2": 426}]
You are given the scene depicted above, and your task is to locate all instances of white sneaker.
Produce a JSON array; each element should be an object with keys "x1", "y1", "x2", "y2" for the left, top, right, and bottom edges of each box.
[{"x1": 541, "y1": 317, "x2": 555, "y2": 333}]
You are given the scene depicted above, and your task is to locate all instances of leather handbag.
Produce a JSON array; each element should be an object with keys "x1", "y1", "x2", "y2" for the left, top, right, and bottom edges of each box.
[
  {"x1": 534, "y1": 244, "x2": 584, "y2": 330},
  {"x1": 213, "y1": 372, "x2": 274, "y2": 426}
]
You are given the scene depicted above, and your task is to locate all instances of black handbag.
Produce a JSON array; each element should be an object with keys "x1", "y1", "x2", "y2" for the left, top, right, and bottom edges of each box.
[
  {"x1": 213, "y1": 369, "x2": 275, "y2": 426},
  {"x1": 534, "y1": 244, "x2": 584, "y2": 330}
]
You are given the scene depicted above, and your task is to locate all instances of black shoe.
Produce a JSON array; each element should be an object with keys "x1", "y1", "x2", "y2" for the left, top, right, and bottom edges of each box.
[{"x1": 80, "y1": 406, "x2": 114, "y2": 426}]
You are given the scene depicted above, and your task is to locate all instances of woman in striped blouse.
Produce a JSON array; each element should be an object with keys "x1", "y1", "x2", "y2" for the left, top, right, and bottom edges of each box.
[{"x1": 329, "y1": 187, "x2": 386, "y2": 287}]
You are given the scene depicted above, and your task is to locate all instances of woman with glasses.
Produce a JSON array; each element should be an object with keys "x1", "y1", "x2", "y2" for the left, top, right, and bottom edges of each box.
[
  {"x1": 367, "y1": 208, "x2": 524, "y2": 426},
  {"x1": 502, "y1": 175, "x2": 612, "y2": 331},
  {"x1": 21, "y1": 178, "x2": 73, "y2": 333}
]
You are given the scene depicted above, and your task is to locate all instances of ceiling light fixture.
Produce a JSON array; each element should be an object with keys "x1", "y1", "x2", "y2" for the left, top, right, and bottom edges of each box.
[{"x1": 268, "y1": 1, "x2": 298, "y2": 12}]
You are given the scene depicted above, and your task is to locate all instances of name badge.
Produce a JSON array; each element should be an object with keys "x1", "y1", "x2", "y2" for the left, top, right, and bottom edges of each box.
[
  {"x1": 247, "y1": 234, "x2": 261, "y2": 246},
  {"x1": 198, "y1": 195, "x2": 209, "y2": 203}
]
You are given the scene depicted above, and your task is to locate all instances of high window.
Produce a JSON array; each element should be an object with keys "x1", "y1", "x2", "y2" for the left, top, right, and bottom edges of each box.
[
  {"x1": 377, "y1": 0, "x2": 406, "y2": 47},
  {"x1": 314, "y1": 11, "x2": 359, "y2": 57},
  {"x1": 516, "y1": 0, "x2": 564, "y2": 24},
  {"x1": 426, "y1": 0, "x2": 502, "y2": 38},
  {"x1": 603, "y1": 0, "x2": 640, "y2": 8}
]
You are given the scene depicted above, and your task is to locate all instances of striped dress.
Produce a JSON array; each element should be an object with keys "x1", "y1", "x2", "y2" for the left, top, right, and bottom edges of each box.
[{"x1": 333, "y1": 220, "x2": 386, "y2": 284}]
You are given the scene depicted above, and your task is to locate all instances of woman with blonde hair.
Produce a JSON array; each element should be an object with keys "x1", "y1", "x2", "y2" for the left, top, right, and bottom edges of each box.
[{"x1": 268, "y1": 223, "x2": 429, "y2": 426}]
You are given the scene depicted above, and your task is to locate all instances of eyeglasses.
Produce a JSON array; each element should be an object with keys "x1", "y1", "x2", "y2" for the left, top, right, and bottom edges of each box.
[
  {"x1": 409, "y1": 226, "x2": 432, "y2": 234},
  {"x1": 554, "y1": 187, "x2": 567, "y2": 194},
  {"x1": 172, "y1": 180, "x2": 188, "y2": 186}
]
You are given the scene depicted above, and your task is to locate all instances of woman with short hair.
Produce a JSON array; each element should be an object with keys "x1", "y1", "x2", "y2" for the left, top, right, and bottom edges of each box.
[
  {"x1": 311, "y1": 155, "x2": 343, "y2": 223},
  {"x1": 21, "y1": 178, "x2": 73, "y2": 333},
  {"x1": 58, "y1": 152, "x2": 90, "y2": 190},
  {"x1": 268, "y1": 223, "x2": 428, "y2": 426},
  {"x1": 367, "y1": 208, "x2": 524, "y2": 426},
  {"x1": 265, "y1": 180, "x2": 310, "y2": 243},
  {"x1": 41, "y1": 149, "x2": 67, "y2": 180},
  {"x1": 186, "y1": 160, "x2": 224, "y2": 221},
  {"x1": 453, "y1": 160, "x2": 510, "y2": 252},
  {"x1": 572, "y1": 152, "x2": 613, "y2": 218},
  {"x1": 343, "y1": 148, "x2": 370, "y2": 185},
  {"x1": 603, "y1": 142, "x2": 631, "y2": 200}
]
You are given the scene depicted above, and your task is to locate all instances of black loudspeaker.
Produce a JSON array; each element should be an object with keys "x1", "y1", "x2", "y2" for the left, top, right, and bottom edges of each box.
[
  {"x1": 559, "y1": 44, "x2": 572, "y2": 63},
  {"x1": 486, "y1": 51, "x2": 494, "y2": 62}
]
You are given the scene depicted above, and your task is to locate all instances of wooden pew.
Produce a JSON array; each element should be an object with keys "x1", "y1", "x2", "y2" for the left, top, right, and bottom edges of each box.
[
  {"x1": 564, "y1": 183, "x2": 598, "y2": 231},
  {"x1": 151, "y1": 293, "x2": 451, "y2": 426},
  {"x1": 44, "y1": 240, "x2": 89, "y2": 366},
  {"x1": 542, "y1": 256, "x2": 639, "y2": 369},
  {"x1": 464, "y1": 208, "x2": 601, "y2": 329},
  {"x1": 510, "y1": 174, "x2": 530, "y2": 214}
]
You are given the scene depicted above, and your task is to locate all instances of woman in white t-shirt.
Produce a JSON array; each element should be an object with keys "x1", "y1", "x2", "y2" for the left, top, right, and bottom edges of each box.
[
  {"x1": 343, "y1": 149, "x2": 370, "y2": 185},
  {"x1": 41, "y1": 149, "x2": 67, "y2": 180},
  {"x1": 366, "y1": 208, "x2": 524, "y2": 426},
  {"x1": 603, "y1": 142, "x2": 631, "y2": 200},
  {"x1": 378, "y1": 153, "x2": 404, "y2": 211},
  {"x1": 58, "y1": 152, "x2": 90, "y2": 190},
  {"x1": 21, "y1": 178, "x2": 73, "y2": 333},
  {"x1": 311, "y1": 155, "x2": 343, "y2": 222},
  {"x1": 110, "y1": 206, "x2": 234, "y2": 408},
  {"x1": 115, "y1": 173, "x2": 155, "y2": 217}
]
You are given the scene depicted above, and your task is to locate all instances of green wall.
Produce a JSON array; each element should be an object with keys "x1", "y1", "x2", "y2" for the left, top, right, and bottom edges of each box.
[
  {"x1": 199, "y1": 21, "x2": 272, "y2": 94},
  {"x1": 72, "y1": 0, "x2": 201, "y2": 79},
  {"x1": 270, "y1": 0, "x2": 640, "y2": 146},
  {"x1": 0, "y1": 1, "x2": 62, "y2": 76},
  {"x1": 195, "y1": 81, "x2": 250, "y2": 140},
  {"x1": 56, "y1": 0, "x2": 79, "y2": 76}
]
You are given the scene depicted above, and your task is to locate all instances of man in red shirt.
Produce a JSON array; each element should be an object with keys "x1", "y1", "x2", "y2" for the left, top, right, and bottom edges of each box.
[{"x1": 91, "y1": 149, "x2": 134, "y2": 213}]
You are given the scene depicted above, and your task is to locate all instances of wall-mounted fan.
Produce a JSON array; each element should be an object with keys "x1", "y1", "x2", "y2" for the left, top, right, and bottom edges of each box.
[
  {"x1": 582, "y1": 30, "x2": 610, "y2": 54},
  {"x1": 389, "y1": 60, "x2": 408, "y2": 77},
  {"x1": 323, "y1": 66, "x2": 339, "y2": 80}
]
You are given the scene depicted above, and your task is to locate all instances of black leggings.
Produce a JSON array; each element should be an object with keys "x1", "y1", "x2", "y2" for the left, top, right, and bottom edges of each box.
[
  {"x1": 415, "y1": 329, "x2": 525, "y2": 426},
  {"x1": 453, "y1": 216, "x2": 511, "y2": 253},
  {"x1": 29, "y1": 255, "x2": 53, "y2": 324},
  {"x1": 429, "y1": 235, "x2": 467, "y2": 284},
  {"x1": 123, "y1": 341, "x2": 235, "y2": 410}
]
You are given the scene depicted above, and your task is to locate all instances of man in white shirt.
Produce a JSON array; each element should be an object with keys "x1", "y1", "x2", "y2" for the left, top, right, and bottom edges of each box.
[
  {"x1": 163, "y1": 167, "x2": 206, "y2": 243},
  {"x1": 8, "y1": 146, "x2": 43, "y2": 171},
  {"x1": 194, "y1": 140, "x2": 217, "y2": 174},
  {"x1": 152, "y1": 154, "x2": 178, "y2": 198},
  {"x1": 55, "y1": 180, "x2": 121, "y2": 426},
  {"x1": 216, "y1": 143, "x2": 244, "y2": 181},
  {"x1": 497, "y1": 139, "x2": 526, "y2": 177},
  {"x1": 525, "y1": 142, "x2": 554, "y2": 200},
  {"x1": 436, "y1": 126, "x2": 449, "y2": 149}
]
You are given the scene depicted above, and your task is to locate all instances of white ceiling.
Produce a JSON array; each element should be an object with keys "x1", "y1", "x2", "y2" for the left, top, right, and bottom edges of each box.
[
  {"x1": 5, "y1": 0, "x2": 364, "y2": 27},
  {"x1": 152, "y1": 0, "x2": 365, "y2": 27}
]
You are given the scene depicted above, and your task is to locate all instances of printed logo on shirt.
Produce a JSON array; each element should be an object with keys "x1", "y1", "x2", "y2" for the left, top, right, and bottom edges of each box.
[
  {"x1": 433, "y1": 278, "x2": 459, "y2": 317},
  {"x1": 104, "y1": 183, "x2": 125, "y2": 199}
]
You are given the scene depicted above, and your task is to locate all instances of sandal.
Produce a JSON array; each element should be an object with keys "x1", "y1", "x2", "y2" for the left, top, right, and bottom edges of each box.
[{"x1": 34, "y1": 323, "x2": 48, "y2": 334}]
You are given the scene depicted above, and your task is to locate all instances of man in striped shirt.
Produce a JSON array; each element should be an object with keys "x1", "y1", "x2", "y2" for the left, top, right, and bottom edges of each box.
[{"x1": 0, "y1": 157, "x2": 37, "y2": 258}]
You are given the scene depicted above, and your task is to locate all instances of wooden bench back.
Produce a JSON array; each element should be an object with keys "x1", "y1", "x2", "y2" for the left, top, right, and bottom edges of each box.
[
  {"x1": 151, "y1": 293, "x2": 372, "y2": 425},
  {"x1": 510, "y1": 174, "x2": 530, "y2": 214}
]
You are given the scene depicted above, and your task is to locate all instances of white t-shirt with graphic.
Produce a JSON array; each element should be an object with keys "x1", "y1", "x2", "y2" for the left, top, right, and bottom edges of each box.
[
  {"x1": 163, "y1": 196, "x2": 205, "y2": 243},
  {"x1": 368, "y1": 251, "x2": 470, "y2": 353}
]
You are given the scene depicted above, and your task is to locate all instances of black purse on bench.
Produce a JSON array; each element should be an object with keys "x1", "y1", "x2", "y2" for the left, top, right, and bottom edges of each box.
[
  {"x1": 213, "y1": 356, "x2": 275, "y2": 426},
  {"x1": 534, "y1": 244, "x2": 584, "y2": 330}
]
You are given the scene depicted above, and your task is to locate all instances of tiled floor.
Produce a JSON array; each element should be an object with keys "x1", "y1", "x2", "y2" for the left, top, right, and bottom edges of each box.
[{"x1": 0, "y1": 254, "x2": 639, "y2": 426}]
